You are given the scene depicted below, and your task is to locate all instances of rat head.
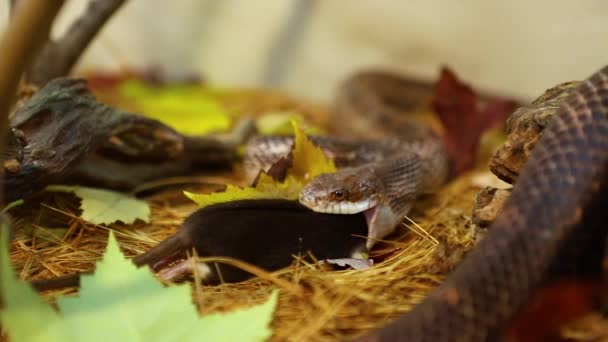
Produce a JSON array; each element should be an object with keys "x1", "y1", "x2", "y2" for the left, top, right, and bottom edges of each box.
[{"x1": 299, "y1": 167, "x2": 383, "y2": 214}]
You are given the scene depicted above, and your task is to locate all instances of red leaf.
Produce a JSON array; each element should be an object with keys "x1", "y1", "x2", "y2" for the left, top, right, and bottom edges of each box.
[
  {"x1": 431, "y1": 67, "x2": 518, "y2": 175},
  {"x1": 85, "y1": 70, "x2": 140, "y2": 90},
  {"x1": 503, "y1": 279, "x2": 600, "y2": 342}
]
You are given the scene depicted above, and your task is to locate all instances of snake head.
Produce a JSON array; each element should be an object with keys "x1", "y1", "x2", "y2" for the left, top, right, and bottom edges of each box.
[{"x1": 299, "y1": 167, "x2": 382, "y2": 214}]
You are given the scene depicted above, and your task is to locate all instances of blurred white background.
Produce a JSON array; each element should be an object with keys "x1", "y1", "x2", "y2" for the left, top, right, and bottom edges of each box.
[{"x1": 2, "y1": 0, "x2": 607, "y2": 102}]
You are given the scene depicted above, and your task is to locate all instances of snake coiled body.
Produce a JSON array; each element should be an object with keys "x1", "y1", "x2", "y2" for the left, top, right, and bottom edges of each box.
[
  {"x1": 246, "y1": 134, "x2": 448, "y2": 249},
  {"x1": 359, "y1": 67, "x2": 608, "y2": 340},
  {"x1": 245, "y1": 72, "x2": 451, "y2": 249}
]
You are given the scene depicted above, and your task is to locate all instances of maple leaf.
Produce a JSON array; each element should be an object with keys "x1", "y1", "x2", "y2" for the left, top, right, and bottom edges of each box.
[
  {"x1": 186, "y1": 120, "x2": 336, "y2": 207},
  {"x1": 0, "y1": 229, "x2": 279, "y2": 342},
  {"x1": 185, "y1": 172, "x2": 302, "y2": 207},
  {"x1": 504, "y1": 280, "x2": 599, "y2": 342},
  {"x1": 432, "y1": 66, "x2": 518, "y2": 175},
  {"x1": 46, "y1": 185, "x2": 150, "y2": 225},
  {"x1": 289, "y1": 119, "x2": 336, "y2": 181},
  {"x1": 0, "y1": 226, "x2": 65, "y2": 342}
]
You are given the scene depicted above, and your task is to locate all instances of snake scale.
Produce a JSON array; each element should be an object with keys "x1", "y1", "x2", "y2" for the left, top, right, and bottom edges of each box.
[
  {"x1": 357, "y1": 66, "x2": 608, "y2": 340},
  {"x1": 246, "y1": 66, "x2": 608, "y2": 340},
  {"x1": 246, "y1": 72, "x2": 451, "y2": 250}
]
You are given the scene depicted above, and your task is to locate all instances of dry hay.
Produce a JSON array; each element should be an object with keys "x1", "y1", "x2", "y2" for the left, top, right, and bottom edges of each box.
[
  {"x1": 6, "y1": 88, "x2": 486, "y2": 341},
  {"x1": 7, "y1": 170, "x2": 482, "y2": 341}
]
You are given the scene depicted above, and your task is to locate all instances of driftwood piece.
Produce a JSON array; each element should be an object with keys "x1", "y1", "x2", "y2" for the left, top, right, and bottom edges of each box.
[
  {"x1": 473, "y1": 81, "x2": 581, "y2": 229},
  {"x1": 489, "y1": 81, "x2": 580, "y2": 183},
  {"x1": 472, "y1": 186, "x2": 511, "y2": 228},
  {"x1": 3, "y1": 78, "x2": 248, "y2": 202}
]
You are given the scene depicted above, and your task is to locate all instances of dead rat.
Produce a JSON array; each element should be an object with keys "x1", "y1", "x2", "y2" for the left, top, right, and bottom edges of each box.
[{"x1": 31, "y1": 199, "x2": 368, "y2": 291}]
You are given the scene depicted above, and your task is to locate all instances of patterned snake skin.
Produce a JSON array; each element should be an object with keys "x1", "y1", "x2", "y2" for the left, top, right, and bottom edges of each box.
[
  {"x1": 357, "y1": 66, "x2": 608, "y2": 340},
  {"x1": 245, "y1": 73, "x2": 451, "y2": 250}
]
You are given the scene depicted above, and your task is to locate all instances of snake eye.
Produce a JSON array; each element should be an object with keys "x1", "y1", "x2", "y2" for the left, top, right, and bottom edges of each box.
[{"x1": 332, "y1": 189, "x2": 346, "y2": 201}]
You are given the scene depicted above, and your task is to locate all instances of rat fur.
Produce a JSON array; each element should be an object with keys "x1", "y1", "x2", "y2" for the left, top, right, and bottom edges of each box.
[{"x1": 31, "y1": 199, "x2": 367, "y2": 290}]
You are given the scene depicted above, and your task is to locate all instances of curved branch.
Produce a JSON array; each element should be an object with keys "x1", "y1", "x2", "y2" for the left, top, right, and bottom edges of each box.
[{"x1": 27, "y1": 0, "x2": 127, "y2": 86}]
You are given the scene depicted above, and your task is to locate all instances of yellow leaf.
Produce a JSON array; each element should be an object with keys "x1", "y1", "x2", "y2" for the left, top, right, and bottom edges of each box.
[
  {"x1": 255, "y1": 111, "x2": 324, "y2": 136},
  {"x1": 187, "y1": 121, "x2": 336, "y2": 207},
  {"x1": 118, "y1": 81, "x2": 232, "y2": 135},
  {"x1": 289, "y1": 119, "x2": 336, "y2": 181},
  {"x1": 185, "y1": 173, "x2": 299, "y2": 207}
]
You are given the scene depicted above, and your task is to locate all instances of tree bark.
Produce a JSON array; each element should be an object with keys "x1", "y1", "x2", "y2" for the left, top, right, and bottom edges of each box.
[{"x1": 26, "y1": 0, "x2": 127, "y2": 86}]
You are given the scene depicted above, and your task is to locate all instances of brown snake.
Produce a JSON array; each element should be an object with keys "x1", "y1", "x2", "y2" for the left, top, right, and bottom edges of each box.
[
  {"x1": 246, "y1": 72, "x2": 451, "y2": 250},
  {"x1": 246, "y1": 67, "x2": 608, "y2": 340},
  {"x1": 361, "y1": 67, "x2": 608, "y2": 340}
]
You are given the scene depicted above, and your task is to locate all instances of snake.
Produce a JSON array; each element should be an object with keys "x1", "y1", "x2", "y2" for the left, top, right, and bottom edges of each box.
[
  {"x1": 354, "y1": 66, "x2": 608, "y2": 341},
  {"x1": 245, "y1": 66, "x2": 608, "y2": 340},
  {"x1": 245, "y1": 72, "x2": 451, "y2": 250}
]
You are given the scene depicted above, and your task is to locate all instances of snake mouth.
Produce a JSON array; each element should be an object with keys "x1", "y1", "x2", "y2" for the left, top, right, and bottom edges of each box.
[{"x1": 299, "y1": 194, "x2": 379, "y2": 215}]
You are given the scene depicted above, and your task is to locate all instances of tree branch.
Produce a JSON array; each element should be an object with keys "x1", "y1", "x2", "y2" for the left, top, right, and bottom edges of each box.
[
  {"x1": 0, "y1": 0, "x2": 64, "y2": 199},
  {"x1": 26, "y1": 0, "x2": 127, "y2": 86},
  {"x1": 8, "y1": 0, "x2": 19, "y2": 17},
  {"x1": 0, "y1": 0, "x2": 64, "y2": 310}
]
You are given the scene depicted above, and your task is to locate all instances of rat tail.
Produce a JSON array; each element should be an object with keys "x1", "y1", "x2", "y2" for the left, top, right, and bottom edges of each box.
[
  {"x1": 30, "y1": 272, "x2": 87, "y2": 291},
  {"x1": 132, "y1": 234, "x2": 188, "y2": 268}
]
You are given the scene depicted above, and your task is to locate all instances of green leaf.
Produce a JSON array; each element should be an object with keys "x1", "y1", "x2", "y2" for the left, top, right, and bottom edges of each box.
[
  {"x1": 0, "y1": 227, "x2": 66, "y2": 342},
  {"x1": 198, "y1": 290, "x2": 279, "y2": 341},
  {"x1": 186, "y1": 120, "x2": 336, "y2": 207},
  {"x1": 57, "y1": 231, "x2": 201, "y2": 341},
  {"x1": 118, "y1": 80, "x2": 232, "y2": 135},
  {"x1": 0, "y1": 229, "x2": 279, "y2": 342},
  {"x1": 46, "y1": 185, "x2": 150, "y2": 225}
]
